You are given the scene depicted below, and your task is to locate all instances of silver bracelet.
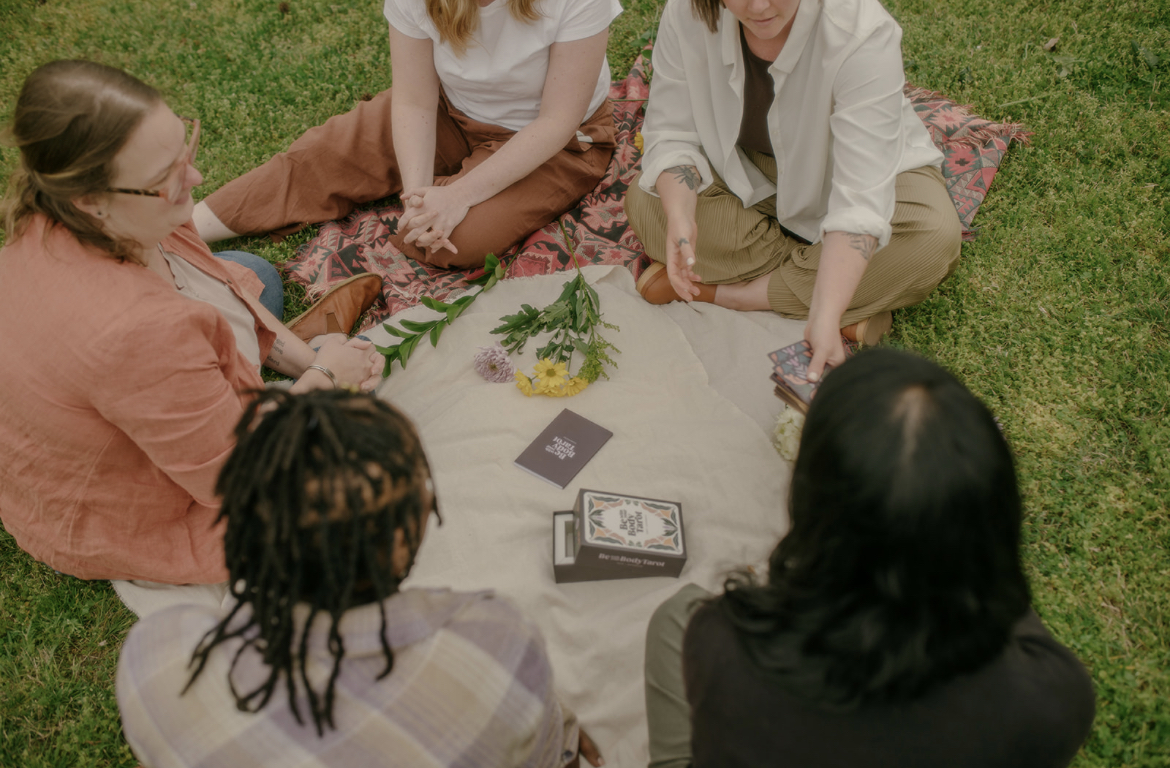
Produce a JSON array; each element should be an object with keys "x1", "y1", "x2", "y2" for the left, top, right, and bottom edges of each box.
[{"x1": 305, "y1": 364, "x2": 337, "y2": 388}]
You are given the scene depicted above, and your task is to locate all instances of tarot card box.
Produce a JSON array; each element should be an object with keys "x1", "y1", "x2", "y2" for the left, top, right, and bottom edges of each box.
[{"x1": 552, "y1": 489, "x2": 686, "y2": 584}]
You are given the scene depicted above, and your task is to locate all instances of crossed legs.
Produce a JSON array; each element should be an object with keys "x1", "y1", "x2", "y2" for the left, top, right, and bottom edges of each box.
[
  {"x1": 196, "y1": 90, "x2": 615, "y2": 270},
  {"x1": 625, "y1": 164, "x2": 961, "y2": 324}
]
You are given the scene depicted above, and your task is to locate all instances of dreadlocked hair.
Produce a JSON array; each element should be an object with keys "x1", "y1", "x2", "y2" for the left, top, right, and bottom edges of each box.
[{"x1": 184, "y1": 389, "x2": 439, "y2": 736}]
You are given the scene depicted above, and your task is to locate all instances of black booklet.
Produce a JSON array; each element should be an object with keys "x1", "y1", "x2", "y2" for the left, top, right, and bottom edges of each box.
[{"x1": 515, "y1": 409, "x2": 613, "y2": 489}]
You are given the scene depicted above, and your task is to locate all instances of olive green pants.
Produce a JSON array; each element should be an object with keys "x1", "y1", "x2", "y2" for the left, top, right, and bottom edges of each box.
[
  {"x1": 644, "y1": 583, "x2": 714, "y2": 768},
  {"x1": 625, "y1": 154, "x2": 961, "y2": 324}
]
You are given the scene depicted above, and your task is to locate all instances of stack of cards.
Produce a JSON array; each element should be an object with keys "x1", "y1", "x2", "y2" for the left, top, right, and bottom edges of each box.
[{"x1": 768, "y1": 340, "x2": 855, "y2": 413}]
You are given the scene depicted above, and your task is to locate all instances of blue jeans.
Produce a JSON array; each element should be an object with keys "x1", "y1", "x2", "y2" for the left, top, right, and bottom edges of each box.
[{"x1": 213, "y1": 250, "x2": 284, "y2": 320}]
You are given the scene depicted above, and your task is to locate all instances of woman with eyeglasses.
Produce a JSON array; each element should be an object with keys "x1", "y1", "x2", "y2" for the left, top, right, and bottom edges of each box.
[{"x1": 0, "y1": 60, "x2": 384, "y2": 585}]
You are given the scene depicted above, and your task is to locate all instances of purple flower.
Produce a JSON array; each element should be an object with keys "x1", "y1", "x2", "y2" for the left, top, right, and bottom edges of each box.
[{"x1": 474, "y1": 343, "x2": 516, "y2": 383}]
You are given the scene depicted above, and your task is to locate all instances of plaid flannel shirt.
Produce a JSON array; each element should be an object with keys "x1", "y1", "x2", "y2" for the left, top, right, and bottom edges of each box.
[{"x1": 117, "y1": 588, "x2": 578, "y2": 767}]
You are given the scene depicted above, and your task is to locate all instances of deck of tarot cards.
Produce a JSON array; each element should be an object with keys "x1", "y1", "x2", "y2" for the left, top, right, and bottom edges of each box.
[{"x1": 552, "y1": 489, "x2": 687, "y2": 583}]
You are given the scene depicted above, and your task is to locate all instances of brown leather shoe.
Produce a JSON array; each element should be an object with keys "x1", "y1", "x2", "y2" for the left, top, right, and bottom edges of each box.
[
  {"x1": 286, "y1": 273, "x2": 384, "y2": 342},
  {"x1": 841, "y1": 310, "x2": 893, "y2": 347},
  {"x1": 635, "y1": 262, "x2": 716, "y2": 305}
]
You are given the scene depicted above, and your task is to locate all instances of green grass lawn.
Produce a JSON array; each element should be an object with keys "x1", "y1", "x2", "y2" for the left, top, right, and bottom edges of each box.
[{"x1": 1, "y1": 0, "x2": 1168, "y2": 764}]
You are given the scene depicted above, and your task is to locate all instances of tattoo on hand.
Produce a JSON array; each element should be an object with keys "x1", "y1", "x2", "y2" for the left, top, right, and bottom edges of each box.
[
  {"x1": 678, "y1": 237, "x2": 690, "y2": 246},
  {"x1": 264, "y1": 338, "x2": 285, "y2": 368},
  {"x1": 666, "y1": 165, "x2": 701, "y2": 191},
  {"x1": 846, "y1": 233, "x2": 877, "y2": 262}
]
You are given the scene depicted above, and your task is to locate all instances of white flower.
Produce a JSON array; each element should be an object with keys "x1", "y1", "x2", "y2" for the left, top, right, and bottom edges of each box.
[
  {"x1": 474, "y1": 343, "x2": 516, "y2": 383},
  {"x1": 772, "y1": 406, "x2": 805, "y2": 462}
]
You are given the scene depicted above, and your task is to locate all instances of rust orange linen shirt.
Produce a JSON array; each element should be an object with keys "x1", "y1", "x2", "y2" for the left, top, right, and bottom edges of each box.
[{"x1": 0, "y1": 216, "x2": 275, "y2": 583}]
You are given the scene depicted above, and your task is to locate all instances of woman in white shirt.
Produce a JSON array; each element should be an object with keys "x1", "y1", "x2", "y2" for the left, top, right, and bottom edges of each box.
[
  {"x1": 193, "y1": 0, "x2": 622, "y2": 270},
  {"x1": 626, "y1": 0, "x2": 962, "y2": 379}
]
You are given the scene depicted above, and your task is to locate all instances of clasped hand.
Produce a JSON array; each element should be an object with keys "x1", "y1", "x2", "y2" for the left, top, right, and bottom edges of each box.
[
  {"x1": 311, "y1": 336, "x2": 383, "y2": 391},
  {"x1": 399, "y1": 185, "x2": 468, "y2": 256}
]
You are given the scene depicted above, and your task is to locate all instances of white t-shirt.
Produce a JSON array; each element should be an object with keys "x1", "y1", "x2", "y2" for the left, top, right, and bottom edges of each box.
[{"x1": 384, "y1": 0, "x2": 621, "y2": 132}]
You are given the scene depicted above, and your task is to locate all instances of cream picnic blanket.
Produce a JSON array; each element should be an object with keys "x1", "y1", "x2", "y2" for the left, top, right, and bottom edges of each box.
[{"x1": 114, "y1": 265, "x2": 804, "y2": 767}]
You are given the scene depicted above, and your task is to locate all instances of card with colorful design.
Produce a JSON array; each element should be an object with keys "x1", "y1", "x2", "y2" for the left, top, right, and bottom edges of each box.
[{"x1": 768, "y1": 340, "x2": 856, "y2": 413}]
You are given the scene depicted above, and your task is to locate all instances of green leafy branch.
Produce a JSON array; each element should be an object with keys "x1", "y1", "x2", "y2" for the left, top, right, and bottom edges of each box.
[
  {"x1": 376, "y1": 252, "x2": 506, "y2": 376},
  {"x1": 490, "y1": 223, "x2": 620, "y2": 383}
]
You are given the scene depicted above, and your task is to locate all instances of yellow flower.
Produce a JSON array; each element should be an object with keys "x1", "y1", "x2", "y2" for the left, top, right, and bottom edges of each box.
[
  {"x1": 532, "y1": 359, "x2": 569, "y2": 389},
  {"x1": 514, "y1": 371, "x2": 535, "y2": 397},
  {"x1": 560, "y1": 377, "x2": 589, "y2": 396},
  {"x1": 634, "y1": 132, "x2": 644, "y2": 153}
]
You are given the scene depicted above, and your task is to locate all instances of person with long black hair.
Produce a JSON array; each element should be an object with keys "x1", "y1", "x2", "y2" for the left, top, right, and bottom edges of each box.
[
  {"x1": 643, "y1": 349, "x2": 1095, "y2": 768},
  {"x1": 116, "y1": 390, "x2": 602, "y2": 767}
]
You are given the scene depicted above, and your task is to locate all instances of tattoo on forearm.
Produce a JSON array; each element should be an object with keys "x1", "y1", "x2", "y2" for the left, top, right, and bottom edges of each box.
[
  {"x1": 846, "y1": 233, "x2": 878, "y2": 262},
  {"x1": 264, "y1": 338, "x2": 285, "y2": 368},
  {"x1": 666, "y1": 165, "x2": 701, "y2": 191},
  {"x1": 678, "y1": 237, "x2": 690, "y2": 246}
]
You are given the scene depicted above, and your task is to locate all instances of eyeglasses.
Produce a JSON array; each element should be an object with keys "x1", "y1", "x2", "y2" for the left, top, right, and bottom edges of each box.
[{"x1": 107, "y1": 116, "x2": 200, "y2": 202}]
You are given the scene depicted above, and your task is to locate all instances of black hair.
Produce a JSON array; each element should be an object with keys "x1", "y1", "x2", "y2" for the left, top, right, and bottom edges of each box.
[
  {"x1": 184, "y1": 389, "x2": 438, "y2": 735},
  {"x1": 720, "y1": 348, "x2": 1031, "y2": 708}
]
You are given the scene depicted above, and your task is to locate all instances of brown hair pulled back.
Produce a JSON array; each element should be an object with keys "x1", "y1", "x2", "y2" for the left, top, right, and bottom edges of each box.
[
  {"x1": 690, "y1": 0, "x2": 723, "y2": 33},
  {"x1": 0, "y1": 60, "x2": 161, "y2": 262}
]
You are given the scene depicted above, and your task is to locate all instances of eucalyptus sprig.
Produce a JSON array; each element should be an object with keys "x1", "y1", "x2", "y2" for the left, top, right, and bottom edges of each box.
[
  {"x1": 491, "y1": 223, "x2": 620, "y2": 384},
  {"x1": 376, "y1": 252, "x2": 506, "y2": 376}
]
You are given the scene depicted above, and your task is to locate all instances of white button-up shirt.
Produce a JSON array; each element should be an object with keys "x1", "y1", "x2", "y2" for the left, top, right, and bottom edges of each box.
[{"x1": 639, "y1": 0, "x2": 942, "y2": 248}]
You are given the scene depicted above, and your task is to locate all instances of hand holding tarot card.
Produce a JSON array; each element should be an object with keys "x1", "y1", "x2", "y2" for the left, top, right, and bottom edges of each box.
[{"x1": 768, "y1": 339, "x2": 855, "y2": 413}]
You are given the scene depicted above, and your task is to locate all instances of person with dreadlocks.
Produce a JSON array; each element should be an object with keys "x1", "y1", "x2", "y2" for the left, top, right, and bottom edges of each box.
[{"x1": 116, "y1": 389, "x2": 603, "y2": 768}]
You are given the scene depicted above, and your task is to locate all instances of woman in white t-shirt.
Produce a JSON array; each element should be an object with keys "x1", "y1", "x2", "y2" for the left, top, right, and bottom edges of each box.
[{"x1": 193, "y1": 0, "x2": 622, "y2": 270}]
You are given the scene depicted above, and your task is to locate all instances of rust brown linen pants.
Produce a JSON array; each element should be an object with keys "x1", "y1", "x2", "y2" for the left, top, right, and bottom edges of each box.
[
  {"x1": 203, "y1": 91, "x2": 616, "y2": 270},
  {"x1": 625, "y1": 151, "x2": 961, "y2": 325}
]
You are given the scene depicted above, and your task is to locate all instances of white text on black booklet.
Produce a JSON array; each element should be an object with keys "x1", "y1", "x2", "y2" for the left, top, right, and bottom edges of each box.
[{"x1": 514, "y1": 409, "x2": 613, "y2": 489}]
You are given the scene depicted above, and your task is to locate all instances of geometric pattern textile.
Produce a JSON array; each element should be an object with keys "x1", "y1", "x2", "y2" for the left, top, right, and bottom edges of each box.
[
  {"x1": 284, "y1": 47, "x2": 1029, "y2": 331},
  {"x1": 904, "y1": 85, "x2": 1031, "y2": 242}
]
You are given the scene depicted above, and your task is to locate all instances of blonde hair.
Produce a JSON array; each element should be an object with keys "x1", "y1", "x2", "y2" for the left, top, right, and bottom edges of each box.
[
  {"x1": 425, "y1": 0, "x2": 541, "y2": 55},
  {"x1": 0, "y1": 60, "x2": 160, "y2": 262}
]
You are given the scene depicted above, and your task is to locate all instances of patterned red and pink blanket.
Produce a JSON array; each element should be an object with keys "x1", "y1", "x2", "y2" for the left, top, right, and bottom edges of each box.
[{"x1": 283, "y1": 49, "x2": 1029, "y2": 329}]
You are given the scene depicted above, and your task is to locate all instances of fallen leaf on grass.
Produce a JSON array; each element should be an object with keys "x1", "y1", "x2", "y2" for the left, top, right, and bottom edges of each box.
[
  {"x1": 1051, "y1": 54, "x2": 1080, "y2": 78},
  {"x1": 1043, "y1": 37, "x2": 1059, "y2": 52},
  {"x1": 1131, "y1": 41, "x2": 1160, "y2": 69}
]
